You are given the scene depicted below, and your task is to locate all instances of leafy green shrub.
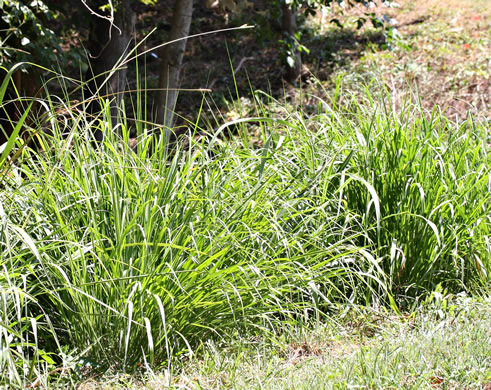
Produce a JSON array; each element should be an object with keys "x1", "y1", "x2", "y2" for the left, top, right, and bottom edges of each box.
[{"x1": 0, "y1": 0, "x2": 61, "y2": 69}]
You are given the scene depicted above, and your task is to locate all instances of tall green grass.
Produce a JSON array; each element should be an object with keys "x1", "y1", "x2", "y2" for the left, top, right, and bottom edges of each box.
[
  {"x1": 315, "y1": 94, "x2": 489, "y2": 300},
  {"x1": 0, "y1": 84, "x2": 488, "y2": 387}
]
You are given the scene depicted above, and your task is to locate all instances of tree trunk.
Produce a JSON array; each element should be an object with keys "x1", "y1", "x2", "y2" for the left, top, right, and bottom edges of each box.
[
  {"x1": 86, "y1": 0, "x2": 135, "y2": 141},
  {"x1": 155, "y1": 0, "x2": 194, "y2": 135},
  {"x1": 281, "y1": 4, "x2": 301, "y2": 83}
]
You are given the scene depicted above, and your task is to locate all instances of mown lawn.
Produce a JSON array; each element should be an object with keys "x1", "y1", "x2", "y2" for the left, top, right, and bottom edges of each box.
[{"x1": 79, "y1": 295, "x2": 490, "y2": 389}]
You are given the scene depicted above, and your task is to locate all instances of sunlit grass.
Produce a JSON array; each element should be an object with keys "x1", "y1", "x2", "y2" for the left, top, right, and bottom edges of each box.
[
  {"x1": 0, "y1": 79, "x2": 489, "y2": 387},
  {"x1": 156, "y1": 294, "x2": 490, "y2": 390}
]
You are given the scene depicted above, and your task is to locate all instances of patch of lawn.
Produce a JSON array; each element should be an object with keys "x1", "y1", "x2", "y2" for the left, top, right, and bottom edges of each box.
[{"x1": 78, "y1": 294, "x2": 490, "y2": 389}]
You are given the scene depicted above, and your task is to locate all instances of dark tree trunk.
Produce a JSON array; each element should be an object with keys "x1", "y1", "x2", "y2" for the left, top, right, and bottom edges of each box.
[
  {"x1": 281, "y1": 4, "x2": 301, "y2": 83},
  {"x1": 86, "y1": 0, "x2": 135, "y2": 141},
  {"x1": 155, "y1": 0, "x2": 194, "y2": 136}
]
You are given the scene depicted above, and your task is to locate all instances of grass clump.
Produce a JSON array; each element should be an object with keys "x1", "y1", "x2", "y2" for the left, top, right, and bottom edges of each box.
[
  {"x1": 323, "y1": 95, "x2": 489, "y2": 301},
  {"x1": 0, "y1": 86, "x2": 489, "y2": 387}
]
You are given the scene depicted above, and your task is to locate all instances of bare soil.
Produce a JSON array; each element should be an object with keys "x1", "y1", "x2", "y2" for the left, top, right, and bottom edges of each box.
[
  {"x1": 168, "y1": 0, "x2": 490, "y2": 123},
  {"x1": 61, "y1": 0, "x2": 490, "y2": 126}
]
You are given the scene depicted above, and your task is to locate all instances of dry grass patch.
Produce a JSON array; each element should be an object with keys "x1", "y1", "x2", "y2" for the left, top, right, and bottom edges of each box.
[{"x1": 365, "y1": 0, "x2": 490, "y2": 119}]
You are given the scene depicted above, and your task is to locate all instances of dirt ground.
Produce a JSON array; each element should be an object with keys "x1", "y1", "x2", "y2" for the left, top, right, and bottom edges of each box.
[
  {"x1": 365, "y1": 0, "x2": 490, "y2": 120},
  {"x1": 165, "y1": 0, "x2": 489, "y2": 124},
  {"x1": 61, "y1": 0, "x2": 490, "y2": 126}
]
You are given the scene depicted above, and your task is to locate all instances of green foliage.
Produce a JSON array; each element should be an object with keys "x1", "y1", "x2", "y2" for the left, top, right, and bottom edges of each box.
[
  {"x1": 0, "y1": 82, "x2": 488, "y2": 386},
  {"x1": 137, "y1": 0, "x2": 156, "y2": 5},
  {"x1": 0, "y1": 0, "x2": 62, "y2": 69},
  {"x1": 279, "y1": 31, "x2": 310, "y2": 69},
  {"x1": 0, "y1": 65, "x2": 33, "y2": 167},
  {"x1": 331, "y1": 97, "x2": 490, "y2": 298}
]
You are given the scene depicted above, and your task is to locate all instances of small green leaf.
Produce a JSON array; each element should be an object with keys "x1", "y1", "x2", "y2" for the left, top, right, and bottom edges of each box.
[{"x1": 356, "y1": 17, "x2": 366, "y2": 29}]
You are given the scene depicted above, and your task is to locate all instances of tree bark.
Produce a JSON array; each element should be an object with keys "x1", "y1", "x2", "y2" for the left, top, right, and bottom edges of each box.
[
  {"x1": 86, "y1": 0, "x2": 135, "y2": 140},
  {"x1": 281, "y1": 4, "x2": 301, "y2": 83},
  {"x1": 155, "y1": 0, "x2": 194, "y2": 135}
]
